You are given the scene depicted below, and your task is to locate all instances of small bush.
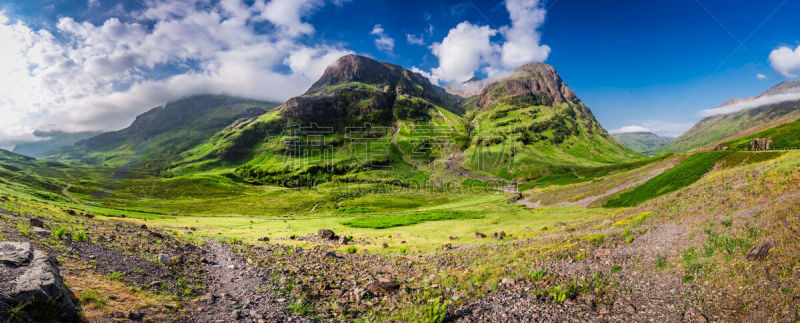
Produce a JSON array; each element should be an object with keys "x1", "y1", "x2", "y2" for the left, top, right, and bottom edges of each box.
[
  {"x1": 421, "y1": 297, "x2": 449, "y2": 323},
  {"x1": 72, "y1": 231, "x2": 87, "y2": 242},
  {"x1": 345, "y1": 246, "x2": 357, "y2": 254},
  {"x1": 682, "y1": 275, "x2": 694, "y2": 282},
  {"x1": 80, "y1": 289, "x2": 106, "y2": 307},
  {"x1": 655, "y1": 254, "x2": 668, "y2": 269},
  {"x1": 52, "y1": 228, "x2": 68, "y2": 240},
  {"x1": 530, "y1": 270, "x2": 546, "y2": 282},
  {"x1": 625, "y1": 236, "x2": 633, "y2": 244},
  {"x1": 105, "y1": 271, "x2": 124, "y2": 282},
  {"x1": 549, "y1": 285, "x2": 567, "y2": 303}
]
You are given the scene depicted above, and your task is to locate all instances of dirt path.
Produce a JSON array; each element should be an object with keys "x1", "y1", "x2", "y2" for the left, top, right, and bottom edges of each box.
[
  {"x1": 62, "y1": 184, "x2": 85, "y2": 206},
  {"x1": 190, "y1": 240, "x2": 307, "y2": 322},
  {"x1": 517, "y1": 165, "x2": 674, "y2": 208}
]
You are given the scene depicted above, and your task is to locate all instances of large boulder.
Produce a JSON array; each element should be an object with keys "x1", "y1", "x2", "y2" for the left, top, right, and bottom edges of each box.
[{"x1": 0, "y1": 242, "x2": 80, "y2": 322}]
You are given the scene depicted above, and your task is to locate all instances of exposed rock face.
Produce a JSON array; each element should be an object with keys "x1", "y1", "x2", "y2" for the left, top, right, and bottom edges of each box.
[
  {"x1": 279, "y1": 54, "x2": 456, "y2": 122},
  {"x1": 0, "y1": 242, "x2": 80, "y2": 322},
  {"x1": 749, "y1": 137, "x2": 772, "y2": 151},
  {"x1": 477, "y1": 63, "x2": 577, "y2": 109}
]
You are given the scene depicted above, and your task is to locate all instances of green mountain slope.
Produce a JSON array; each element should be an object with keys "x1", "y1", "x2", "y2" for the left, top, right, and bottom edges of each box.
[
  {"x1": 612, "y1": 132, "x2": 668, "y2": 154},
  {"x1": 461, "y1": 63, "x2": 642, "y2": 180},
  {"x1": 13, "y1": 130, "x2": 102, "y2": 158},
  {"x1": 719, "y1": 116, "x2": 800, "y2": 150},
  {"x1": 46, "y1": 95, "x2": 279, "y2": 168},
  {"x1": 660, "y1": 81, "x2": 800, "y2": 153}
]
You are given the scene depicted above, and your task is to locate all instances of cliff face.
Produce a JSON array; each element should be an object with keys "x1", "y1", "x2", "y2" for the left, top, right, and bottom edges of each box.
[{"x1": 477, "y1": 63, "x2": 577, "y2": 109}]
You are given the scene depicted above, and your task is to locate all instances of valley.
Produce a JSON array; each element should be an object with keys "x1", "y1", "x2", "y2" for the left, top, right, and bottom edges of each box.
[{"x1": 1, "y1": 55, "x2": 799, "y2": 322}]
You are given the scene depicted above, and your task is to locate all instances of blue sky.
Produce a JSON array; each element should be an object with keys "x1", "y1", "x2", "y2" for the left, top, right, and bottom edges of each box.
[{"x1": 0, "y1": 0, "x2": 799, "y2": 148}]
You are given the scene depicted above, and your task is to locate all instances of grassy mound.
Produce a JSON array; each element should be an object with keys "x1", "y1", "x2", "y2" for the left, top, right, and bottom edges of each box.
[
  {"x1": 341, "y1": 210, "x2": 482, "y2": 229},
  {"x1": 604, "y1": 151, "x2": 732, "y2": 207}
]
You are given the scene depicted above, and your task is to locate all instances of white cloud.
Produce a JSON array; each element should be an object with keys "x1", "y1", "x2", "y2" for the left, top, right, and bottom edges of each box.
[
  {"x1": 429, "y1": 22, "x2": 497, "y2": 83},
  {"x1": 701, "y1": 90, "x2": 800, "y2": 117},
  {"x1": 499, "y1": 0, "x2": 550, "y2": 68},
  {"x1": 756, "y1": 73, "x2": 768, "y2": 80},
  {"x1": 769, "y1": 45, "x2": 800, "y2": 78},
  {"x1": 406, "y1": 33, "x2": 424, "y2": 45},
  {"x1": 609, "y1": 125, "x2": 652, "y2": 134},
  {"x1": 0, "y1": 1, "x2": 352, "y2": 149},
  {"x1": 421, "y1": 0, "x2": 549, "y2": 84},
  {"x1": 370, "y1": 24, "x2": 394, "y2": 53},
  {"x1": 87, "y1": 0, "x2": 99, "y2": 9},
  {"x1": 255, "y1": 0, "x2": 320, "y2": 37}
]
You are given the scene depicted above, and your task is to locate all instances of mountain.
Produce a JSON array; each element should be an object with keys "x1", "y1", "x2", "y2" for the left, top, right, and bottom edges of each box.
[
  {"x1": 461, "y1": 63, "x2": 642, "y2": 180},
  {"x1": 46, "y1": 95, "x2": 279, "y2": 168},
  {"x1": 612, "y1": 132, "x2": 669, "y2": 154},
  {"x1": 660, "y1": 81, "x2": 800, "y2": 152},
  {"x1": 12, "y1": 130, "x2": 102, "y2": 158},
  {"x1": 717, "y1": 114, "x2": 800, "y2": 150},
  {"x1": 136, "y1": 56, "x2": 638, "y2": 185}
]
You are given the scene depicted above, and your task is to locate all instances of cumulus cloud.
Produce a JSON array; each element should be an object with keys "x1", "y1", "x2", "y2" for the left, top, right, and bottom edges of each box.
[
  {"x1": 756, "y1": 73, "x2": 768, "y2": 80},
  {"x1": 429, "y1": 22, "x2": 497, "y2": 83},
  {"x1": 370, "y1": 24, "x2": 394, "y2": 53},
  {"x1": 0, "y1": 0, "x2": 352, "y2": 149},
  {"x1": 769, "y1": 45, "x2": 800, "y2": 78},
  {"x1": 421, "y1": 0, "x2": 549, "y2": 84},
  {"x1": 608, "y1": 125, "x2": 653, "y2": 134},
  {"x1": 701, "y1": 90, "x2": 800, "y2": 117}
]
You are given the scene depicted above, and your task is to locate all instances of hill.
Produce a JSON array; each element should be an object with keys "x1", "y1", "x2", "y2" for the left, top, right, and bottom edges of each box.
[
  {"x1": 612, "y1": 132, "x2": 669, "y2": 154},
  {"x1": 461, "y1": 63, "x2": 642, "y2": 180},
  {"x1": 12, "y1": 130, "x2": 102, "y2": 158},
  {"x1": 660, "y1": 81, "x2": 800, "y2": 152},
  {"x1": 46, "y1": 95, "x2": 279, "y2": 169},
  {"x1": 718, "y1": 115, "x2": 800, "y2": 150}
]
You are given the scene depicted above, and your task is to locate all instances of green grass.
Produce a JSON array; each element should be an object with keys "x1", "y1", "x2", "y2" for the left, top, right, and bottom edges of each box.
[
  {"x1": 604, "y1": 151, "x2": 732, "y2": 207},
  {"x1": 720, "y1": 117, "x2": 800, "y2": 150},
  {"x1": 341, "y1": 210, "x2": 483, "y2": 229},
  {"x1": 334, "y1": 206, "x2": 375, "y2": 214}
]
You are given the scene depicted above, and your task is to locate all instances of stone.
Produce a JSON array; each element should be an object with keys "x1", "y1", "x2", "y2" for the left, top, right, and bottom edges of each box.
[
  {"x1": 382, "y1": 243, "x2": 389, "y2": 248},
  {"x1": 749, "y1": 137, "x2": 772, "y2": 151},
  {"x1": 112, "y1": 311, "x2": 125, "y2": 318},
  {"x1": 158, "y1": 253, "x2": 171, "y2": 264},
  {"x1": 0, "y1": 242, "x2": 33, "y2": 265},
  {"x1": 140, "y1": 224, "x2": 148, "y2": 230},
  {"x1": 474, "y1": 232, "x2": 487, "y2": 239},
  {"x1": 149, "y1": 230, "x2": 164, "y2": 239},
  {"x1": 366, "y1": 281, "x2": 400, "y2": 294},
  {"x1": 448, "y1": 236, "x2": 458, "y2": 240},
  {"x1": 501, "y1": 278, "x2": 516, "y2": 286},
  {"x1": 746, "y1": 242, "x2": 771, "y2": 261},
  {"x1": 29, "y1": 218, "x2": 45, "y2": 228},
  {"x1": 318, "y1": 229, "x2": 337, "y2": 240},
  {"x1": 492, "y1": 231, "x2": 507, "y2": 240},
  {"x1": 128, "y1": 310, "x2": 145, "y2": 320},
  {"x1": 338, "y1": 235, "x2": 351, "y2": 244},
  {"x1": 0, "y1": 242, "x2": 80, "y2": 322},
  {"x1": 257, "y1": 237, "x2": 270, "y2": 242}
]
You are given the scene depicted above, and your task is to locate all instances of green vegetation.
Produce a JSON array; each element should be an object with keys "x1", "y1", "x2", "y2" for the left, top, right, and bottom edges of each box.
[
  {"x1": 660, "y1": 99, "x2": 800, "y2": 153},
  {"x1": 604, "y1": 151, "x2": 731, "y2": 207},
  {"x1": 72, "y1": 230, "x2": 87, "y2": 242},
  {"x1": 612, "y1": 132, "x2": 669, "y2": 154},
  {"x1": 341, "y1": 210, "x2": 482, "y2": 229},
  {"x1": 719, "y1": 117, "x2": 800, "y2": 150},
  {"x1": 421, "y1": 297, "x2": 449, "y2": 323}
]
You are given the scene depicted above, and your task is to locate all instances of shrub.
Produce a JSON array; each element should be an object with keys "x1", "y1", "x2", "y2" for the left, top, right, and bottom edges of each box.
[
  {"x1": 80, "y1": 289, "x2": 105, "y2": 307},
  {"x1": 72, "y1": 231, "x2": 87, "y2": 242},
  {"x1": 345, "y1": 246, "x2": 357, "y2": 254},
  {"x1": 655, "y1": 254, "x2": 668, "y2": 269},
  {"x1": 105, "y1": 271, "x2": 124, "y2": 282},
  {"x1": 421, "y1": 297, "x2": 449, "y2": 323},
  {"x1": 52, "y1": 228, "x2": 68, "y2": 240},
  {"x1": 530, "y1": 270, "x2": 546, "y2": 282},
  {"x1": 611, "y1": 265, "x2": 622, "y2": 273},
  {"x1": 549, "y1": 285, "x2": 567, "y2": 303}
]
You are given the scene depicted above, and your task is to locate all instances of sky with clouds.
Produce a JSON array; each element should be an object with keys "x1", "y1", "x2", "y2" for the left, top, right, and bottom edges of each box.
[{"x1": 0, "y1": 0, "x2": 799, "y2": 149}]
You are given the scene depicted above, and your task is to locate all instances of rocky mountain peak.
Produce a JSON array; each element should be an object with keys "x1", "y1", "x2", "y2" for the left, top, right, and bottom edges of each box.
[
  {"x1": 309, "y1": 55, "x2": 399, "y2": 90},
  {"x1": 477, "y1": 62, "x2": 577, "y2": 108}
]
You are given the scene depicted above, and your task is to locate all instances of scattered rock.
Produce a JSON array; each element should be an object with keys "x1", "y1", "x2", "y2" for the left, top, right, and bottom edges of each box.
[
  {"x1": 257, "y1": 237, "x2": 270, "y2": 242},
  {"x1": 448, "y1": 236, "x2": 458, "y2": 240},
  {"x1": 442, "y1": 244, "x2": 453, "y2": 250},
  {"x1": 112, "y1": 311, "x2": 125, "y2": 318},
  {"x1": 32, "y1": 227, "x2": 50, "y2": 236},
  {"x1": 158, "y1": 253, "x2": 172, "y2": 264},
  {"x1": 318, "y1": 229, "x2": 337, "y2": 240},
  {"x1": 501, "y1": 278, "x2": 516, "y2": 286},
  {"x1": 492, "y1": 231, "x2": 507, "y2": 240},
  {"x1": 140, "y1": 224, "x2": 148, "y2": 230},
  {"x1": 29, "y1": 217, "x2": 45, "y2": 228},
  {"x1": 366, "y1": 281, "x2": 400, "y2": 294},
  {"x1": 381, "y1": 243, "x2": 389, "y2": 248},
  {"x1": 474, "y1": 232, "x2": 487, "y2": 238},
  {"x1": 595, "y1": 248, "x2": 611, "y2": 257},
  {"x1": 541, "y1": 226, "x2": 548, "y2": 231},
  {"x1": 554, "y1": 222, "x2": 566, "y2": 227},
  {"x1": 149, "y1": 230, "x2": 164, "y2": 239},
  {"x1": 746, "y1": 242, "x2": 771, "y2": 260},
  {"x1": 338, "y1": 235, "x2": 352, "y2": 244},
  {"x1": 324, "y1": 251, "x2": 338, "y2": 258},
  {"x1": 0, "y1": 195, "x2": 8, "y2": 202},
  {"x1": 0, "y1": 242, "x2": 81, "y2": 322}
]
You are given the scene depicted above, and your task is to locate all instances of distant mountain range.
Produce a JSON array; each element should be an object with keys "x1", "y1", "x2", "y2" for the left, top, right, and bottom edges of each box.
[
  {"x1": 611, "y1": 132, "x2": 670, "y2": 154},
  {"x1": 37, "y1": 55, "x2": 641, "y2": 185},
  {"x1": 12, "y1": 130, "x2": 102, "y2": 158}
]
